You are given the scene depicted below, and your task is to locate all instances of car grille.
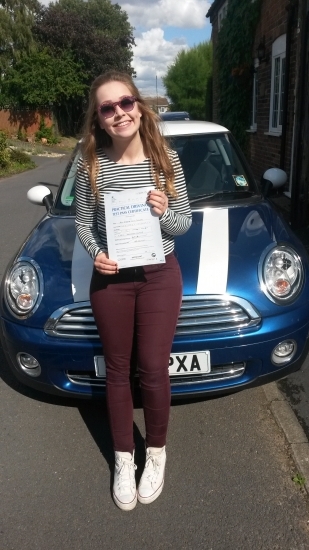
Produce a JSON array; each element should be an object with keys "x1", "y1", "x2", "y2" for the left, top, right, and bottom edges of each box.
[
  {"x1": 45, "y1": 296, "x2": 261, "y2": 339},
  {"x1": 66, "y1": 362, "x2": 246, "y2": 388}
]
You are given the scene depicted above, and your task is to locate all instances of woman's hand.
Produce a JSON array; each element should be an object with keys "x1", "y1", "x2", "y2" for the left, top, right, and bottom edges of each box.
[
  {"x1": 94, "y1": 252, "x2": 118, "y2": 275},
  {"x1": 147, "y1": 190, "x2": 168, "y2": 217}
]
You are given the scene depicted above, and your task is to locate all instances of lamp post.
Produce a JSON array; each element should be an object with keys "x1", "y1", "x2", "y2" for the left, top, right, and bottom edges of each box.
[{"x1": 156, "y1": 75, "x2": 158, "y2": 113}]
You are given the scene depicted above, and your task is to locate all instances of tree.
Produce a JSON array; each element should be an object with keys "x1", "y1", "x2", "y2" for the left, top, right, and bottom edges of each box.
[
  {"x1": 0, "y1": 48, "x2": 88, "y2": 134},
  {"x1": 1, "y1": 49, "x2": 87, "y2": 106},
  {"x1": 0, "y1": 0, "x2": 40, "y2": 72},
  {"x1": 0, "y1": 0, "x2": 135, "y2": 135},
  {"x1": 33, "y1": 0, "x2": 135, "y2": 84},
  {"x1": 163, "y1": 42, "x2": 213, "y2": 120}
]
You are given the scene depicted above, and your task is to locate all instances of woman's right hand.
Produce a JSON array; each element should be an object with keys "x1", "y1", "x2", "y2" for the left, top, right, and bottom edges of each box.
[{"x1": 94, "y1": 252, "x2": 118, "y2": 275}]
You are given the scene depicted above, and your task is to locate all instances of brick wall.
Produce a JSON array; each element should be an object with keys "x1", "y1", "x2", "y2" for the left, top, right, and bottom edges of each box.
[
  {"x1": 0, "y1": 109, "x2": 53, "y2": 137},
  {"x1": 249, "y1": 0, "x2": 298, "y2": 184}
]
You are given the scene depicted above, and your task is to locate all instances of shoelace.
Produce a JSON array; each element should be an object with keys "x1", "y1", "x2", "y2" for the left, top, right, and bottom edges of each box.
[
  {"x1": 143, "y1": 454, "x2": 161, "y2": 484},
  {"x1": 115, "y1": 458, "x2": 137, "y2": 495}
]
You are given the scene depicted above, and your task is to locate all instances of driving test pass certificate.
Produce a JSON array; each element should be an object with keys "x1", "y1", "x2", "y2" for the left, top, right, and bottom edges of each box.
[{"x1": 104, "y1": 187, "x2": 166, "y2": 269}]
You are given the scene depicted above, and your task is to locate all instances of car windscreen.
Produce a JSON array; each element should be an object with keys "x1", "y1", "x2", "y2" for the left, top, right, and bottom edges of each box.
[
  {"x1": 53, "y1": 146, "x2": 80, "y2": 214},
  {"x1": 167, "y1": 132, "x2": 258, "y2": 201},
  {"x1": 53, "y1": 132, "x2": 258, "y2": 214}
]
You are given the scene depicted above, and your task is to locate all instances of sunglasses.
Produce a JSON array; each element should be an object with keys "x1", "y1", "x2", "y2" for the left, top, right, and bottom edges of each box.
[{"x1": 98, "y1": 96, "x2": 138, "y2": 119}]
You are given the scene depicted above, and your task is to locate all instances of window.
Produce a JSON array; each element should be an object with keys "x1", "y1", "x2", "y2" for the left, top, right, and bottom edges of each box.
[
  {"x1": 250, "y1": 59, "x2": 259, "y2": 130},
  {"x1": 269, "y1": 35, "x2": 286, "y2": 134},
  {"x1": 218, "y1": 1, "x2": 228, "y2": 31},
  {"x1": 167, "y1": 133, "x2": 257, "y2": 199}
]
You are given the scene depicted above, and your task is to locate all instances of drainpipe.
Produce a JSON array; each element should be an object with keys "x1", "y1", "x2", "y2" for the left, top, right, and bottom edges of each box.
[
  {"x1": 290, "y1": 2, "x2": 309, "y2": 229},
  {"x1": 279, "y1": 0, "x2": 297, "y2": 170}
]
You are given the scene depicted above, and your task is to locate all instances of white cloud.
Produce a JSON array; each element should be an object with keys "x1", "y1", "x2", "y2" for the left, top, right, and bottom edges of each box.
[
  {"x1": 120, "y1": 0, "x2": 210, "y2": 29},
  {"x1": 40, "y1": 0, "x2": 211, "y2": 28},
  {"x1": 132, "y1": 28, "x2": 188, "y2": 96}
]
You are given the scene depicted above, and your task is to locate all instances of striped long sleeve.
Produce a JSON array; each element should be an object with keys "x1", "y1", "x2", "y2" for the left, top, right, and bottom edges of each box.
[{"x1": 75, "y1": 148, "x2": 192, "y2": 260}]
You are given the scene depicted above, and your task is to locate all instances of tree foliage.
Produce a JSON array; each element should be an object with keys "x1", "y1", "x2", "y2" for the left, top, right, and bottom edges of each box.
[
  {"x1": 163, "y1": 42, "x2": 213, "y2": 120},
  {"x1": 33, "y1": 0, "x2": 135, "y2": 84},
  {"x1": 0, "y1": 0, "x2": 40, "y2": 71},
  {"x1": 1, "y1": 49, "x2": 87, "y2": 106},
  {"x1": 216, "y1": 0, "x2": 261, "y2": 150},
  {"x1": 0, "y1": 0, "x2": 135, "y2": 134}
]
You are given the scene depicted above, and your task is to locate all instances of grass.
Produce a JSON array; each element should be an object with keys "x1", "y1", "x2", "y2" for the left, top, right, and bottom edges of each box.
[
  {"x1": 7, "y1": 136, "x2": 78, "y2": 155},
  {"x1": 0, "y1": 158, "x2": 36, "y2": 178},
  {"x1": 292, "y1": 473, "x2": 306, "y2": 488},
  {"x1": 0, "y1": 135, "x2": 78, "y2": 178},
  {"x1": 7, "y1": 140, "x2": 50, "y2": 156}
]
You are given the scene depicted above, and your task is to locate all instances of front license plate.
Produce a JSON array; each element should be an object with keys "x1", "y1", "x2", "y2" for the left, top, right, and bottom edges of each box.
[
  {"x1": 169, "y1": 352, "x2": 211, "y2": 375},
  {"x1": 94, "y1": 352, "x2": 211, "y2": 378}
]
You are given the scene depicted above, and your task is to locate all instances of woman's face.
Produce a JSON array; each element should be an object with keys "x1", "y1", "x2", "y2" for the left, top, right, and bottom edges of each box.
[{"x1": 96, "y1": 81, "x2": 142, "y2": 143}]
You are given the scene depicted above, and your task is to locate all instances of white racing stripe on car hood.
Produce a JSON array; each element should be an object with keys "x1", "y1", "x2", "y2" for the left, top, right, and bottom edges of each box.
[
  {"x1": 71, "y1": 236, "x2": 94, "y2": 302},
  {"x1": 196, "y1": 208, "x2": 229, "y2": 294}
]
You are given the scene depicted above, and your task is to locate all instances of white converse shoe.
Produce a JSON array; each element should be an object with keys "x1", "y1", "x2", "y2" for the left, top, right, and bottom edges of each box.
[
  {"x1": 137, "y1": 446, "x2": 166, "y2": 504},
  {"x1": 113, "y1": 451, "x2": 137, "y2": 511}
]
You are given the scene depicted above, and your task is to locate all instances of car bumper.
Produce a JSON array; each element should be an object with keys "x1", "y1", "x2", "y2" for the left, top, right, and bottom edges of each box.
[{"x1": 1, "y1": 311, "x2": 309, "y2": 399}]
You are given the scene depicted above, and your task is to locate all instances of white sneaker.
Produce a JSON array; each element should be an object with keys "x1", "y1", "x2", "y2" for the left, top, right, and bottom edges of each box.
[
  {"x1": 137, "y1": 446, "x2": 166, "y2": 504},
  {"x1": 113, "y1": 451, "x2": 137, "y2": 511}
]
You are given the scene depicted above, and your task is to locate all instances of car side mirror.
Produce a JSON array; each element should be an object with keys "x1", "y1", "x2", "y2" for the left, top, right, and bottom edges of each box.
[
  {"x1": 27, "y1": 184, "x2": 54, "y2": 211},
  {"x1": 261, "y1": 168, "x2": 287, "y2": 197}
]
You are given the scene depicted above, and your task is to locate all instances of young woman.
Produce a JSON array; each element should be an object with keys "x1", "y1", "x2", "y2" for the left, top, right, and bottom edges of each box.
[{"x1": 75, "y1": 70, "x2": 192, "y2": 511}]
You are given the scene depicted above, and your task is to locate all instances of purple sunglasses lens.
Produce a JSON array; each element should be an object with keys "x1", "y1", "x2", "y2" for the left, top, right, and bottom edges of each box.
[
  {"x1": 99, "y1": 97, "x2": 136, "y2": 117},
  {"x1": 100, "y1": 105, "x2": 114, "y2": 116},
  {"x1": 120, "y1": 97, "x2": 136, "y2": 109}
]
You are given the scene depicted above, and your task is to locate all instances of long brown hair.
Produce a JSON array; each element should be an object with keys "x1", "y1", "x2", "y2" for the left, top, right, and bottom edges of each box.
[{"x1": 80, "y1": 71, "x2": 177, "y2": 198}]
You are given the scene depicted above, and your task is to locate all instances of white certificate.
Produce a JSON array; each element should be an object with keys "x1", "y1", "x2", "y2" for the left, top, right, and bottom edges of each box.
[{"x1": 104, "y1": 187, "x2": 166, "y2": 269}]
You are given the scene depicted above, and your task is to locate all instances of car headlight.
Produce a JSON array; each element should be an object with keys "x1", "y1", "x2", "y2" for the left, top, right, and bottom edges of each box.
[
  {"x1": 258, "y1": 245, "x2": 303, "y2": 304},
  {"x1": 5, "y1": 258, "x2": 43, "y2": 318}
]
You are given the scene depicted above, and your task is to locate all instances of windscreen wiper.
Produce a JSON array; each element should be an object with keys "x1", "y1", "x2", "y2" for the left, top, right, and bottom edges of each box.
[{"x1": 189, "y1": 190, "x2": 257, "y2": 204}]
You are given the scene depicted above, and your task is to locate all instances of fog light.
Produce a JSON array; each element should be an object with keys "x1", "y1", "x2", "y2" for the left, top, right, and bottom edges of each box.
[
  {"x1": 16, "y1": 353, "x2": 41, "y2": 377},
  {"x1": 271, "y1": 340, "x2": 296, "y2": 365}
]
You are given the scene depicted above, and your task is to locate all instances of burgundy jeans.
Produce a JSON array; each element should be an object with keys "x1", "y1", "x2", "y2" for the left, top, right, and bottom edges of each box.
[{"x1": 90, "y1": 253, "x2": 182, "y2": 453}]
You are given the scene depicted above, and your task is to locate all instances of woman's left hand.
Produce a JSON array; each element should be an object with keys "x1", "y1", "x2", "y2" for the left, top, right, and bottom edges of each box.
[{"x1": 147, "y1": 190, "x2": 168, "y2": 216}]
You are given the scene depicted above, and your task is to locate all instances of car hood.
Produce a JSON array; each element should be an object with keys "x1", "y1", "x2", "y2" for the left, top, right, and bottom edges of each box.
[
  {"x1": 175, "y1": 201, "x2": 299, "y2": 308},
  {"x1": 8, "y1": 199, "x2": 306, "y2": 325}
]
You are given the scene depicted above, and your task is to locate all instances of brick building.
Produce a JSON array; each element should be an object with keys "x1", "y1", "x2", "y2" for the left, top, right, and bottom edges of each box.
[
  {"x1": 143, "y1": 96, "x2": 170, "y2": 114},
  {"x1": 206, "y1": 0, "x2": 309, "y2": 228}
]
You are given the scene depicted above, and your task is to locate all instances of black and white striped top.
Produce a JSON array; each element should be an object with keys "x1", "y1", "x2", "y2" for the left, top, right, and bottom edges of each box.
[{"x1": 75, "y1": 148, "x2": 192, "y2": 260}]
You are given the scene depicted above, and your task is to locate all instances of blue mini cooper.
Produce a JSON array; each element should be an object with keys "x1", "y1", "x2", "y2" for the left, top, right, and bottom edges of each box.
[{"x1": 1, "y1": 121, "x2": 309, "y2": 398}]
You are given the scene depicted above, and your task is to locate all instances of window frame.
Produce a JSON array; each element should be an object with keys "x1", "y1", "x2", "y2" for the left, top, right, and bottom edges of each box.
[
  {"x1": 269, "y1": 35, "x2": 286, "y2": 135},
  {"x1": 250, "y1": 58, "x2": 259, "y2": 131}
]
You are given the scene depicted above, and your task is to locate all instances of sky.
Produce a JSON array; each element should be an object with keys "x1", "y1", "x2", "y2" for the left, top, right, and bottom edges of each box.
[{"x1": 39, "y1": 0, "x2": 212, "y2": 97}]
